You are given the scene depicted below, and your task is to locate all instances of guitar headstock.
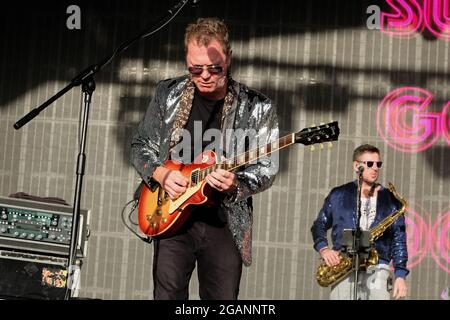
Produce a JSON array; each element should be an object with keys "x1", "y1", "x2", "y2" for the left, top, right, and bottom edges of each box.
[{"x1": 295, "y1": 121, "x2": 340, "y2": 146}]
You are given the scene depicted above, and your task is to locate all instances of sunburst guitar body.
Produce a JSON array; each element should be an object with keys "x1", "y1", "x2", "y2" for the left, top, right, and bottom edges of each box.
[{"x1": 138, "y1": 150, "x2": 217, "y2": 238}]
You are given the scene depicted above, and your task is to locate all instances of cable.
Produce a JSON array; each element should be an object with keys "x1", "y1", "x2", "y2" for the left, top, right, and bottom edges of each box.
[
  {"x1": 128, "y1": 203, "x2": 139, "y2": 226},
  {"x1": 121, "y1": 199, "x2": 152, "y2": 244}
]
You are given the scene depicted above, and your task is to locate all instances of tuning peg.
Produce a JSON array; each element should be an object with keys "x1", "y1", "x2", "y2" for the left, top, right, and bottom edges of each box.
[
  {"x1": 320, "y1": 143, "x2": 324, "y2": 150},
  {"x1": 320, "y1": 122, "x2": 325, "y2": 125},
  {"x1": 310, "y1": 145, "x2": 316, "y2": 151},
  {"x1": 328, "y1": 142, "x2": 333, "y2": 148}
]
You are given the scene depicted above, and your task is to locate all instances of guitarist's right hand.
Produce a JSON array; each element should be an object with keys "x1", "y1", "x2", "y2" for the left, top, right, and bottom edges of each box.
[{"x1": 152, "y1": 166, "x2": 188, "y2": 199}]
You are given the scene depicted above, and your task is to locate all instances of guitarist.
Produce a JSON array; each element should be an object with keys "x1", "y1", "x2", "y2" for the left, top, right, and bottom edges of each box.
[{"x1": 131, "y1": 18, "x2": 279, "y2": 300}]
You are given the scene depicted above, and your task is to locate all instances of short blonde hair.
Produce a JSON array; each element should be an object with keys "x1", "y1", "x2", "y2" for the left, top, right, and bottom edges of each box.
[
  {"x1": 353, "y1": 144, "x2": 380, "y2": 161},
  {"x1": 184, "y1": 17, "x2": 231, "y2": 56}
]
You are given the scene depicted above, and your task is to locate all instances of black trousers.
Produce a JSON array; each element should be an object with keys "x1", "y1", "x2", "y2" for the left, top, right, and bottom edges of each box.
[{"x1": 152, "y1": 217, "x2": 243, "y2": 300}]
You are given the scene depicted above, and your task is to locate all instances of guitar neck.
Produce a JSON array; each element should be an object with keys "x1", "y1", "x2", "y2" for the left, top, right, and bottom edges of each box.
[
  {"x1": 226, "y1": 133, "x2": 295, "y2": 171},
  {"x1": 190, "y1": 121, "x2": 340, "y2": 185},
  {"x1": 192, "y1": 133, "x2": 295, "y2": 183}
]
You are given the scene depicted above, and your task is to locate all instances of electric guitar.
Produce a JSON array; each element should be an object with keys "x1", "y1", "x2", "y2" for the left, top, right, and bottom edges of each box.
[{"x1": 138, "y1": 121, "x2": 340, "y2": 238}]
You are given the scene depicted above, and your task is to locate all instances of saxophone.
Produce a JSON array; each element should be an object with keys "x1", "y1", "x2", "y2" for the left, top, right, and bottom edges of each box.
[{"x1": 315, "y1": 182, "x2": 407, "y2": 287}]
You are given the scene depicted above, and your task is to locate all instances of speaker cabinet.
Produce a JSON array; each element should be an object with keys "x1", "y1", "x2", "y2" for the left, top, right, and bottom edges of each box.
[{"x1": 0, "y1": 250, "x2": 79, "y2": 300}]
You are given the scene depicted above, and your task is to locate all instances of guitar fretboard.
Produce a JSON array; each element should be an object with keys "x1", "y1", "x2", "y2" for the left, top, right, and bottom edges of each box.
[{"x1": 190, "y1": 133, "x2": 294, "y2": 184}]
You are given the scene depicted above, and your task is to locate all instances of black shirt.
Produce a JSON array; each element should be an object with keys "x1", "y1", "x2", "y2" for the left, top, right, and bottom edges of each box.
[
  {"x1": 183, "y1": 89, "x2": 224, "y2": 163},
  {"x1": 181, "y1": 89, "x2": 226, "y2": 227}
]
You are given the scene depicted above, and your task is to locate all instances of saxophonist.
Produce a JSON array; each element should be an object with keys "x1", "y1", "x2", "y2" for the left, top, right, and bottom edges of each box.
[{"x1": 311, "y1": 144, "x2": 408, "y2": 299}]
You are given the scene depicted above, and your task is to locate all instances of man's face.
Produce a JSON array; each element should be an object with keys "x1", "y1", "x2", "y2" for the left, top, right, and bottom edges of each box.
[
  {"x1": 186, "y1": 38, "x2": 230, "y2": 99},
  {"x1": 353, "y1": 152, "x2": 382, "y2": 185}
]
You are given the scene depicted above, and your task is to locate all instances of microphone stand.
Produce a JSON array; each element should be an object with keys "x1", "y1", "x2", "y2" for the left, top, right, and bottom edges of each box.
[
  {"x1": 13, "y1": 0, "x2": 193, "y2": 300},
  {"x1": 352, "y1": 169, "x2": 364, "y2": 300}
]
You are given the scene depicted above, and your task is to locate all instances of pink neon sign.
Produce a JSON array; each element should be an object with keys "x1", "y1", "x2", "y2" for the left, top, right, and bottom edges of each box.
[
  {"x1": 405, "y1": 205, "x2": 431, "y2": 269},
  {"x1": 424, "y1": 0, "x2": 450, "y2": 39},
  {"x1": 430, "y1": 210, "x2": 450, "y2": 273},
  {"x1": 377, "y1": 87, "x2": 449, "y2": 153},
  {"x1": 381, "y1": 0, "x2": 450, "y2": 40},
  {"x1": 381, "y1": 0, "x2": 423, "y2": 36},
  {"x1": 397, "y1": 204, "x2": 450, "y2": 274}
]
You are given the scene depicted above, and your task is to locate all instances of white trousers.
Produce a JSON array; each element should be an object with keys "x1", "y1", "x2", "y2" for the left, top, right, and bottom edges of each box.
[{"x1": 329, "y1": 264, "x2": 392, "y2": 300}]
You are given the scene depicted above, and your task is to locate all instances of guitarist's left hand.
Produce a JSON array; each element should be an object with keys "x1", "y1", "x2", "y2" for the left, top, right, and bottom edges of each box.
[{"x1": 206, "y1": 169, "x2": 237, "y2": 194}]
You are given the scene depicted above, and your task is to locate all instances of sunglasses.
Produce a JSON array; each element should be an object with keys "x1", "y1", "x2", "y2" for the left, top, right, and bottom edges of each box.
[
  {"x1": 188, "y1": 64, "x2": 223, "y2": 75},
  {"x1": 358, "y1": 161, "x2": 383, "y2": 168}
]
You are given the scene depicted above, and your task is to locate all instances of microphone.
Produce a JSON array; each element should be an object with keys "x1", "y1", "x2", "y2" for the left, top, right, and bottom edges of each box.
[{"x1": 357, "y1": 165, "x2": 364, "y2": 174}]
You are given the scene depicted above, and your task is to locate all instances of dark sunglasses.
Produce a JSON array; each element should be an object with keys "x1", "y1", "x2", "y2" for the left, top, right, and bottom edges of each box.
[
  {"x1": 359, "y1": 161, "x2": 383, "y2": 168},
  {"x1": 188, "y1": 64, "x2": 223, "y2": 75}
]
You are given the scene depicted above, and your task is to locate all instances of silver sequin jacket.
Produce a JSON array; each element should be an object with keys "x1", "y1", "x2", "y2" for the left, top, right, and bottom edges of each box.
[{"x1": 131, "y1": 75, "x2": 279, "y2": 266}]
